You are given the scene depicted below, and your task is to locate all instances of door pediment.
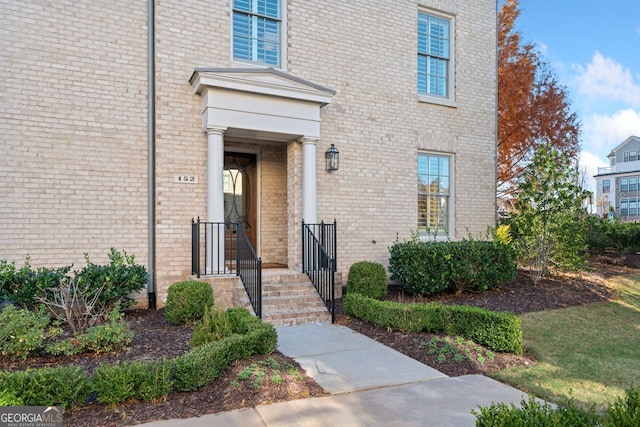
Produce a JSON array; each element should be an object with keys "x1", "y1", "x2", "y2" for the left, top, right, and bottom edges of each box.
[
  {"x1": 190, "y1": 68, "x2": 335, "y2": 138},
  {"x1": 190, "y1": 68, "x2": 335, "y2": 105}
]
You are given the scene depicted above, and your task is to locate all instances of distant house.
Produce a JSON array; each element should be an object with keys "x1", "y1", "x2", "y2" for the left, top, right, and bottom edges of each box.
[
  {"x1": 594, "y1": 136, "x2": 640, "y2": 221},
  {"x1": 1, "y1": 1, "x2": 498, "y2": 316}
]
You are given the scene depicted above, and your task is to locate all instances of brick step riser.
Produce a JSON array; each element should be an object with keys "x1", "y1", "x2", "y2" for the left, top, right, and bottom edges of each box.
[
  {"x1": 240, "y1": 299, "x2": 326, "y2": 310},
  {"x1": 234, "y1": 276, "x2": 331, "y2": 325},
  {"x1": 264, "y1": 312, "x2": 331, "y2": 327},
  {"x1": 262, "y1": 275, "x2": 311, "y2": 285}
]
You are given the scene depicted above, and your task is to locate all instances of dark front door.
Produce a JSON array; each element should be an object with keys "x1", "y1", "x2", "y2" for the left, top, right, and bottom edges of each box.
[{"x1": 224, "y1": 153, "x2": 257, "y2": 251}]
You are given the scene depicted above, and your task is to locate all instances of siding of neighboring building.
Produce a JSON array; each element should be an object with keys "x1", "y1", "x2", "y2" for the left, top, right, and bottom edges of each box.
[
  {"x1": 2, "y1": 0, "x2": 497, "y2": 305},
  {"x1": 594, "y1": 136, "x2": 640, "y2": 220}
]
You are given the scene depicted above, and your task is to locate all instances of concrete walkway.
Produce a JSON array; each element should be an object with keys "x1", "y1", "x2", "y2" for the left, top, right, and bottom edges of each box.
[{"x1": 142, "y1": 323, "x2": 530, "y2": 426}]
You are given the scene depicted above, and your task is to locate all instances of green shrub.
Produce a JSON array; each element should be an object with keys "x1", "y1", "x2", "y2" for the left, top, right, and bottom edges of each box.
[
  {"x1": 343, "y1": 292, "x2": 522, "y2": 354},
  {"x1": 164, "y1": 280, "x2": 214, "y2": 324},
  {"x1": 1, "y1": 249, "x2": 146, "y2": 314},
  {"x1": 0, "y1": 389, "x2": 24, "y2": 406},
  {"x1": 227, "y1": 307, "x2": 258, "y2": 333},
  {"x1": 388, "y1": 237, "x2": 516, "y2": 295},
  {"x1": 347, "y1": 261, "x2": 388, "y2": 300},
  {"x1": 92, "y1": 359, "x2": 172, "y2": 404},
  {"x1": 606, "y1": 385, "x2": 640, "y2": 426},
  {"x1": 0, "y1": 257, "x2": 71, "y2": 309},
  {"x1": 190, "y1": 305, "x2": 233, "y2": 347},
  {"x1": 0, "y1": 366, "x2": 91, "y2": 408},
  {"x1": 46, "y1": 305, "x2": 133, "y2": 356},
  {"x1": 172, "y1": 310, "x2": 277, "y2": 392},
  {"x1": 78, "y1": 306, "x2": 133, "y2": 353},
  {"x1": 0, "y1": 305, "x2": 58, "y2": 359},
  {"x1": 585, "y1": 216, "x2": 640, "y2": 255},
  {"x1": 74, "y1": 248, "x2": 147, "y2": 314},
  {"x1": 473, "y1": 395, "x2": 602, "y2": 426},
  {"x1": 173, "y1": 334, "x2": 247, "y2": 392}
]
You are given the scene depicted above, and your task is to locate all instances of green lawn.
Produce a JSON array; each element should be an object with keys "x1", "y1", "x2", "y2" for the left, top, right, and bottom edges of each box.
[{"x1": 491, "y1": 273, "x2": 640, "y2": 412}]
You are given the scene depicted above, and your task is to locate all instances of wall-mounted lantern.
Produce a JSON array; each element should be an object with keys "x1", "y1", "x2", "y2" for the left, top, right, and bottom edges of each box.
[{"x1": 325, "y1": 144, "x2": 340, "y2": 172}]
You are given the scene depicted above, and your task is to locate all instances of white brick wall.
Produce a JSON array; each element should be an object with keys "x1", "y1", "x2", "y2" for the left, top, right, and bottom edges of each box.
[
  {"x1": 2, "y1": 0, "x2": 497, "y2": 301},
  {"x1": 0, "y1": 1, "x2": 149, "y2": 270}
]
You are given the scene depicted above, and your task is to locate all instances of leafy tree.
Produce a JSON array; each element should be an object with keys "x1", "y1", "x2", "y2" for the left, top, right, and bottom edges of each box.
[
  {"x1": 498, "y1": 0, "x2": 581, "y2": 200},
  {"x1": 509, "y1": 142, "x2": 591, "y2": 283}
]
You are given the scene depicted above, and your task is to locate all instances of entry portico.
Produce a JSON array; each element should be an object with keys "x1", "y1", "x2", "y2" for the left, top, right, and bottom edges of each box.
[{"x1": 189, "y1": 68, "x2": 335, "y2": 272}]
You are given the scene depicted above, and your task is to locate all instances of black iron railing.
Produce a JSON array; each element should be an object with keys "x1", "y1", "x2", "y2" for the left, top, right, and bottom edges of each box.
[
  {"x1": 191, "y1": 218, "x2": 237, "y2": 276},
  {"x1": 302, "y1": 220, "x2": 337, "y2": 322},
  {"x1": 191, "y1": 217, "x2": 262, "y2": 318},
  {"x1": 236, "y1": 223, "x2": 262, "y2": 318}
]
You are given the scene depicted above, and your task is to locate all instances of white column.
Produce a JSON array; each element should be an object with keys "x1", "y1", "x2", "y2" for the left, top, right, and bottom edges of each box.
[
  {"x1": 301, "y1": 137, "x2": 318, "y2": 224},
  {"x1": 205, "y1": 126, "x2": 226, "y2": 274}
]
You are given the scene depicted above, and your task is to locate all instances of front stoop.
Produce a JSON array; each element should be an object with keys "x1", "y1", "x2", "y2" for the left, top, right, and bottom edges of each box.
[{"x1": 235, "y1": 269, "x2": 331, "y2": 326}]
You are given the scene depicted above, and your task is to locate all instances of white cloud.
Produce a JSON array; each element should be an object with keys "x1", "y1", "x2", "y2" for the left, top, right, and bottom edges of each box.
[
  {"x1": 582, "y1": 109, "x2": 640, "y2": 154},
  {"x1": 573, "y1": 52, "x2": 640, "y2": 107},
  {"x1": 578, "y1": 150, "x2": 608, "y2": 197}
]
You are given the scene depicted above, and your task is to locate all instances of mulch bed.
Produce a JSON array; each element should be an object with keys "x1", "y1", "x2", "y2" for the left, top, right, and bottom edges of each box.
[{"x1": 1, "y1": 254, "x2": 636, "y2": 426}]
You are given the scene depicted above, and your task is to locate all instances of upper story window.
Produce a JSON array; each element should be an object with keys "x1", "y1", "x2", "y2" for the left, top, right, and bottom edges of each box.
[
  {"x1": 623, "y1": 150, "x2": 638, "y2": 162},
  {"x1": 233, "y1": 0, "x2": 281, "y2": 67},
  {"x1": 630, "y1": 177, "x2": 638, "y2": 192},
  {"x1": 417, "y1": 11, "x2": 454, "y2": 105},
  {"x1": 603, "y1": 179, "x2": 610, "y2": 193},
  {"x1": 418, "y1": 153, "x2": 451, "y2": 236}
]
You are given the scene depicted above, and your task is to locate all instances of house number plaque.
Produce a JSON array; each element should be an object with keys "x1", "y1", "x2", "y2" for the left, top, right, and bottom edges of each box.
[{"x1": 173, "y1": 174, "x2": 198, "y2": 184}]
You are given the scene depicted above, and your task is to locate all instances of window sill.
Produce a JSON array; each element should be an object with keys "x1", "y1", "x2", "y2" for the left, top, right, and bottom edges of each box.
[
  {"x1": 418, "y1": 232, "x2": 451, "y2": 242},
  {"x1": 418, "y1": 94, "x2": 457, "y2": 108}
]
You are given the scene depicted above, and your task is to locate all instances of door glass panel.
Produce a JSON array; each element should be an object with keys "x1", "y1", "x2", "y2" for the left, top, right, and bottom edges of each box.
[{"x1": 224, "y1": 155, "x2": 252, "y2": 230}]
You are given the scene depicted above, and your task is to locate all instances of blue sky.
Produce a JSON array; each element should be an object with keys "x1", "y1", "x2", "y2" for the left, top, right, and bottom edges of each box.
[{"x1": 507, "y1": 0, "x2": 640, "y2": 191}]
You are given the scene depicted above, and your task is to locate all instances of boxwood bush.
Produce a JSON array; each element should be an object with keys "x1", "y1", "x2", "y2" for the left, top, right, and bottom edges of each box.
[
  {"x1": 388, "y1": 237, "x2": 516, "y2": 295},
  {"x1": 347, "y1": 261, "x2": 388, "y2": 300},
  {"x1": 0, "y1": 365, "x2": 91, "y2": 408},
  {"x1": 172, "y1": 309, "x2": 277, "y2": 391},
  {"x1": 164, "y1": 280, "x2": 214, "y2": 325},
  {"x1": 92, "y1": 359, "x2": 173, "y2": 404},
  {"x1": 343, "y1": 292, "x2": 522, "y2": 354},
  {"x1": 0, "y1": 308, "x2": 276, "y2": 407}
]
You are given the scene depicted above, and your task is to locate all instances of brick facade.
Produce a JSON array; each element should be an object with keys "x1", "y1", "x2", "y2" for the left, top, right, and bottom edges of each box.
[{"x1": 2, "y1": 0, "x2": 497, "y2": 306}]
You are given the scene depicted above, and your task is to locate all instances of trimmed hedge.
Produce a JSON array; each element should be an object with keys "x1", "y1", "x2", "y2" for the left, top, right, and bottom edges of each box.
[
  {"x1": 164, "y1": 280, "x2": 214, "y2": 325},
  {"x1": 346, "y1": 261, "x2": 388, "y2": 300},
  {"x1": 92, "y1": 359, "x2": 173, "y2": 404},
  {"x1": 388, "y1": 238, "x2": 516, "y2": 295},
  {"x1": 343, "y1": 292, "x2": 522, "y2": 354},
  {"x1": 0, "y1": 308, "x2": 277, "y2": 407},
  {"x1": 0, "y1": 366, "x2": 91, "y2": 407},
  {"x1": 172, "y1": 311, "x2": 277, "y2": 391}
]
